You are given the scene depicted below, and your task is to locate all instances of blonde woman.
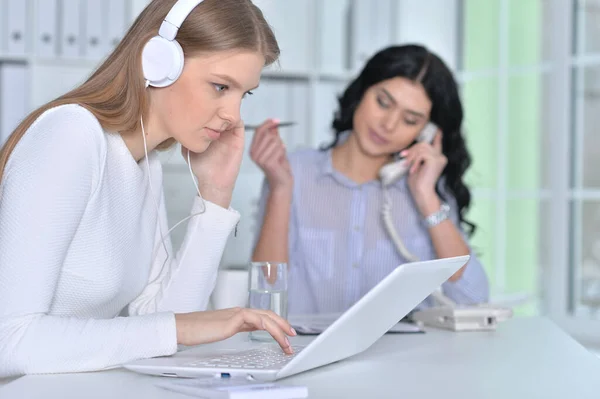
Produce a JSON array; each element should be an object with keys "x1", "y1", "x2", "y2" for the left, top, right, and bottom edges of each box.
[{"x1": 0, "y1": 0, "x2": 295, "y2": 378}]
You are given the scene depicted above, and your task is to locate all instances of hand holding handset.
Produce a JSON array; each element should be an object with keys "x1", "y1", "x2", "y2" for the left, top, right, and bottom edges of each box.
[
  {"x1": 379, "y1": 122, "x2": 439, "y2": 263},
  {"x1": 379, "y1": 122, "x2": 439, "y2": 186}
]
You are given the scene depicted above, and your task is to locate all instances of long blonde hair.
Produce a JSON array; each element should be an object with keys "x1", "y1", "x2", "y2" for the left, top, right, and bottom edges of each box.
[{"x1": 0, "y1": 0, "x2": 279, "y2": 180}]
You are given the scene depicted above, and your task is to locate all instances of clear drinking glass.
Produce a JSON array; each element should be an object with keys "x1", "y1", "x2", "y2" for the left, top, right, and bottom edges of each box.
[{"x1": 247, "y1": 262, "x2": 288, "y2": 341}]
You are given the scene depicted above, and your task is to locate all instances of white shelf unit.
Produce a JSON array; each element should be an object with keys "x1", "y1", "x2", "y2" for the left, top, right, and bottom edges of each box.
[
  {"x1": 0, "y1": 0, "x2": 140, "y2": 146},
  {"x1": 0, "y1": 0, "x2": 459, "y2": 268}
]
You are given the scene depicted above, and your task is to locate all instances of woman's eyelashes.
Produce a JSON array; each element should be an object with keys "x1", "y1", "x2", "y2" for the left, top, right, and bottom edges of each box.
[
  {"x1": 212, "y1": 83, "x2": 253, "y2": 99},
  {"x1": 213, "y1": 83, "x2": 228, "y2": 93},
  {"x1": 376, "y1": 95, "x2": 390, "y2": 109}
]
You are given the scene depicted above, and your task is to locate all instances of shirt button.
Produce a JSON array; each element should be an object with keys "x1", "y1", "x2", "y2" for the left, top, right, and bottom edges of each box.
[
  {"x1": 354, "y1": 225, "x2": 360, "y2": 231},
  {"x1": 353, "y1": 262, "x2": 359, "y2": 268}
]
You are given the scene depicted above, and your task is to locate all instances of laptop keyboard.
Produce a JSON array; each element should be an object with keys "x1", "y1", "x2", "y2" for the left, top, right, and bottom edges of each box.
[{"x1": 184, "y1": 346, "x2": 304, "y2": 370}]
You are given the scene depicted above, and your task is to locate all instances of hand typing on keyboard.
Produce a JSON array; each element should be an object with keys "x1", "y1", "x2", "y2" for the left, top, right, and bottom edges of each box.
[
  {"x1": 185, "y1": 346, "x2": 305, "y2": 370},
  {"x1": 174, "y1": 308, "x2": 298, "y2": 354}
]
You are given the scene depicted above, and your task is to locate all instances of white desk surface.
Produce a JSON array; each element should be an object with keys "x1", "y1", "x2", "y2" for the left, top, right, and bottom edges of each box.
[{"x1": 2, "y1": 316, "x2": 600, "y2": 398}]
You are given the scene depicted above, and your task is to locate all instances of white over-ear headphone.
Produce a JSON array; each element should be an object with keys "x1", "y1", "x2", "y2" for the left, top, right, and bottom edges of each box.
[{"x1": 141, "y1": 0, "x2": 205, "y2": 88}]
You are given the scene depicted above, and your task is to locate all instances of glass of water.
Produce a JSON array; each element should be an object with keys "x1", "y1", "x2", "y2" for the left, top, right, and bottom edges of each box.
[{"x1": 247, "y1": 262, "x2": 288, "y2": 341}]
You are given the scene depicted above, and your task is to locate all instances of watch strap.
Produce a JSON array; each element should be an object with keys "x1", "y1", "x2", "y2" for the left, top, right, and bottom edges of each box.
[{"x1": 424, "y1": 202, "x2": 450, "y2": 228}]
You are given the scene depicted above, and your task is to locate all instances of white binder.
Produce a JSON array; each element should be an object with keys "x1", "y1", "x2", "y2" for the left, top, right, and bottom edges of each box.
[
  {"x1": 313, "y1": 81, "x2": 346, "y2": 148},
  {"x1": 60, "y1": 0, "x2": 83, "y2": 58},
  {"x1": 35, "y1": 0, "x2": 59, "y2": 58},
  {"x1": 395, "y1": 0, "x2": 460, "y2": 71},
  {"x1": 130, "y1": 0, "x2": 150, "y2": 21},
  {"x1": 83, "y1": 0, "x2": 105, "y2": 59},
  {"x1": 237, "y1": 79, "x2": 288, "y2": 175},
  {"x1": 239, "y1": 92, "x2": 257, "y2": 174},
  {"x1": 0, "y1": 1, "x2": 5, "y2": 53},
  {"x1": 0, "y1": 63, "x2": 28, "y2": 146},
  {"x1": 106, "y1": 0, "x2": 127, "y2": 50},
  {"x1": 318, "y1": 0, "x2": 350, "y2": 74},
  {"x1": 6, "y1": 0, "x2": 28, "y2": 56},
  {"x1": 349, "y1": 0, "x2": 394, "y2": 71},
  {"x1": 260, "y1": 81, "x2": 289, "y2": 130},
  {"x1": 286, "y1": 82, "x2": 309, "y2": 150},
  {"x1": 253, "y1": 0, "x2": 311, "y2": 74}
]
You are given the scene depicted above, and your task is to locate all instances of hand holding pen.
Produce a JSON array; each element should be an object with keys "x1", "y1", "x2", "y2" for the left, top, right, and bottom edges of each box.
[
  {"x1": 245, "y1": 121, "x2": 296, "y2": 130},
  {"x1": 248, "y1": 119, "x2": 294, "y2": 192}
]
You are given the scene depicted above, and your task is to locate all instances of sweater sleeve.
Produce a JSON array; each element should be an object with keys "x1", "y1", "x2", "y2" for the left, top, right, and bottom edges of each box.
[
  {"x1": 0, "y1": 106, "x2": 177, "y2": 378},
  {"x1": 128, "y1": 181, "x2": 241, "y2": 315}
]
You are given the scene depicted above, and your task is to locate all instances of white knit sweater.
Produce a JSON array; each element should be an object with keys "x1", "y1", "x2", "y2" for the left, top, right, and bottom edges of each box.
[{"x1": 0, "y1": 104, "x2": 240, "y2": 378}]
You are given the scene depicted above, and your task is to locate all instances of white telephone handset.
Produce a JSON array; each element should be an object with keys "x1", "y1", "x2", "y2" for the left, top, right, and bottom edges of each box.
[
  {"x1": 379, "y1": 121, "x2": 439, "y2": 263},
  {"x1": 379, "y1": 122, "x2": 439, "y2": 186}
]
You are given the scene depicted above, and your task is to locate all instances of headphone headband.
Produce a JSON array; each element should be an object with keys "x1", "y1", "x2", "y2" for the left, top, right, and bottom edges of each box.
[{"x1": 159, "y1": 0, "x2": 205, "y2": 41}]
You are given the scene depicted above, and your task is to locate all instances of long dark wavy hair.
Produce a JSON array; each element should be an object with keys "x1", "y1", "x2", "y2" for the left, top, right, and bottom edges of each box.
[{"x1": 323, "y1": 44, "x2": 476, "y2": 236}]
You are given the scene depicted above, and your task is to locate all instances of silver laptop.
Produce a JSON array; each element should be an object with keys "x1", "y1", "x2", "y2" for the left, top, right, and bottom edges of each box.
[{"x1": 124, "y1": 255, "x2": 469, "y2": 381}]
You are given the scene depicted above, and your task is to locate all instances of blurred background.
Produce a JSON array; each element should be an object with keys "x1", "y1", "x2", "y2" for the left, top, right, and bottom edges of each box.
[{"x1": 0, "y1": 0, "x2": 599, "y2": 346}]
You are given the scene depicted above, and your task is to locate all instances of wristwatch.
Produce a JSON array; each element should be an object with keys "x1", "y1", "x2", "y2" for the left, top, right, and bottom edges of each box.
[{"x1": 423, "y1": 202, "x2": 450, "y2": 228}]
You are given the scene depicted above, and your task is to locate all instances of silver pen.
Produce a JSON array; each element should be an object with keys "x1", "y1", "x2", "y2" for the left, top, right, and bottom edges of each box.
[{"x1": 245, "y1": 121, "x2": 296, "y2": 130}]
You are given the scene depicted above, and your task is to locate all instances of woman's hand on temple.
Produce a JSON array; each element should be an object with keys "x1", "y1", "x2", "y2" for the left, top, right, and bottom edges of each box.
[
  {"x1": 249, "y1": 119, "x2": 293, "y2": 193},
  {"x1": 175, "y1": 308, "x2": 297, "y2": 354},
  {"x1": 183, "y1": 121, "x2": 246, "y2": 208}
]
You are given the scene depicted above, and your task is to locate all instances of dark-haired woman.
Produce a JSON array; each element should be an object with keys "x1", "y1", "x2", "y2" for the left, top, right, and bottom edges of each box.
[{"x1": 249, "y1": 45, "x2": 489, "y2": 315}]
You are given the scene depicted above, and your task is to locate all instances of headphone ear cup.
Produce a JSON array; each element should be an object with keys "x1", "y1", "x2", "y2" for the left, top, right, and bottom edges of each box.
[{"x1": 141, "y1": 36, "x2": 185, "y2": 88}]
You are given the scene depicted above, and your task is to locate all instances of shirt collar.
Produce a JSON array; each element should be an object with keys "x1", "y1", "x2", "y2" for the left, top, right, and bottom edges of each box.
[{"x1": 317, "y1": 146, "x2": 408, "y2": 190}]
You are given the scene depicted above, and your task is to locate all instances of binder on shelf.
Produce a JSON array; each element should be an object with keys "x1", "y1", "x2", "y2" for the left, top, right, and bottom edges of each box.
[
  {"x1": 0, "y1": 0, "x2": 5, "y2": 54},
  {"x1": 6, "y1": 0, "x2": 28, "y2": 56},
  {"x1": 253, "y1": 0, "x2": 311, "y2": 74},
  {"x1": 59, "y1": 0, "x2": 83, "y2": 58},
  {"x1": 130, "y1": 0, "x2": 150, "y2": 22},
  {"x1": 318, "y1": 0, "x2": 350, "y2": 75},
  {"x1": 35, "y1": 0, "x2": 59, "y2": 58},
  {"x1": 29, "y1": 63, "x2": 90, "y2": 109},
  {"x1": 239, "y1": 79, "x2": 290, "y2": 175},
  {"x1": 349, "y1": 0, "x2": 394, "y2": 71},
  {"x1": 286, "y1": 82, "x2": 309, "y2": 150},
  {"x1": 313, "y1": 81, "x2": 346, "y2": 149},
  {"x1": 0, "y1": 63, "x2": 28, "y2": 147},
  {"x1": 83, "y1": 0, "x2": 106, "y2": 60},
  {"x1": 106, "y1": 0, "x2": 127, "y2": 50},
  {"x1": 395, "y1": 0, "x2": 459, "y2": 71}
]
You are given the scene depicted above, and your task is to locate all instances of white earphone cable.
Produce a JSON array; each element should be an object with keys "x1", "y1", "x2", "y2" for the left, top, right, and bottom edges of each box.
[
  {"x1": 187, "y1": 149, "x2": 206, "y2": 212},
  {"x1": 142, "y1": 79, "x2": 207, "y2": 286},
  {"x1": 141, "y1": 105, "x2": 170, "y2": 271}
]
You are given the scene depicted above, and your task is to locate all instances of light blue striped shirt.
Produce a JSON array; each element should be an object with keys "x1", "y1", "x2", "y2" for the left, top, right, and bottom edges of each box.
[{"x1": 255, "y1": 148, "x2": 489, "y2": 315}]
